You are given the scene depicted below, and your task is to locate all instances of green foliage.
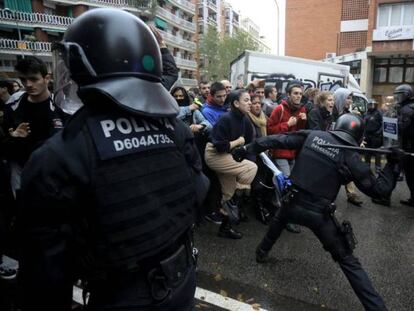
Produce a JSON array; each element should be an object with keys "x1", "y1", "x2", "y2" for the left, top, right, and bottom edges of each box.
[{"x1": 199, "y1": 28, "x2": 261, "y2": 81}]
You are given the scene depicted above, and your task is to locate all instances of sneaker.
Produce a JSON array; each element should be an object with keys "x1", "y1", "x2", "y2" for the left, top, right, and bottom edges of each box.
[
  {"x1": 285, "y1": 223, "x2": 301, "y2": 233},
  {"x1": 0, "y1": 264, "x2": 17, "y2": 280},
  {"x1": 218, "y1": 227, "x2": 243, "y2": 239},
  {"x1": 204, "y1": 212, "x2": 223, "y2": 225},
  {"x1": 347, "y1": 193, "x2": 363, "y2": 206},
  {"x1": 256, "y1": 247, "x2": 269, "y2": 263},
  {"x1": 400, "y1": 198, "x2": 414, "y2": 207}
]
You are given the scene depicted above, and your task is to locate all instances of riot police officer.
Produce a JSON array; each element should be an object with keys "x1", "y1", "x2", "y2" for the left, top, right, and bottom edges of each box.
[
  {"x1": 18, "y1": 9, "x2": 208, "y2": 311},
  {"x1": 394, "y1": 84, "x2": 414, "y2": 207},
  {"x1": 233, "y1": 114, "x2": 403, "y2": 311}
]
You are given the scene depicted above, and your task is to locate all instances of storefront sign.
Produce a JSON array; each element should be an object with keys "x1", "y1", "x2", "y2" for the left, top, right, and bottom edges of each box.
[
  {"x1": 373, "y1": 26, "x2": 414, "y2": 41},
  {"x1": 383, "y1": 117, "x2": 398, "y2": 140}
]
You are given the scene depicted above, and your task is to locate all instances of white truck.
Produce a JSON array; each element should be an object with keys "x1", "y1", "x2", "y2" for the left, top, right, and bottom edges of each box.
[{"x1": 230, "y1": 50, "x2": 368, "y2": 113}]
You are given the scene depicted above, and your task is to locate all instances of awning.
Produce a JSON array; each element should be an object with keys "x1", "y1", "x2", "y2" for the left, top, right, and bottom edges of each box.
[
  {"x1": 154, "y1": 17, "x2": 168, "y2": 30},
  {"x1": 5, "y1": 0, "x2": 32, "y2": 13}
]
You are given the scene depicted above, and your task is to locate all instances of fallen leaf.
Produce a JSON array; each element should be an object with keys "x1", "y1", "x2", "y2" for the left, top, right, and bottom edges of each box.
[
  {"x1": 214, "y1": 274, "x2": 222, "y2": 282},
  {"x1": 251, "y1": 303, "x2": 261, "y2": 310},
  {"x1": 246, "y1": 298, "x2": 255, "y2": 303},
  {"x1": 220, "y1": 290, "x2": 228, "y2": 297},
  {"x1": 236, "y1": 293, "x2": 244, "y2": 302}
]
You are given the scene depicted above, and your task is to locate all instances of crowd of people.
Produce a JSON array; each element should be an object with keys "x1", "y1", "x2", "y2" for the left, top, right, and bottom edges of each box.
[{"x1": 0, "y1": 8, "x2": 413, "y2": 311}]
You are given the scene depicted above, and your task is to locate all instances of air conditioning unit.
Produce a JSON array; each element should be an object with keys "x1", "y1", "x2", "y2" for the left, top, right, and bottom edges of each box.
[{"x1": 326, "y1": 52, "x2": 336, "y2": 59}]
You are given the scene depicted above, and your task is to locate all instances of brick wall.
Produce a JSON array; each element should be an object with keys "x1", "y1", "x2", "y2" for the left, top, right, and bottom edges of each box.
[
  {"x1": 341, "y1": 0, "x2": 369, "y2": 20},
  {"x1": 373, "y1": 40, "x2": 414, "y2": 53},
  {"x1": 339, "y1": 31, "x2": 368, "y2": 54},
  {"x1": 285, "y1": 0, "x2": 342, "y2": 60}
]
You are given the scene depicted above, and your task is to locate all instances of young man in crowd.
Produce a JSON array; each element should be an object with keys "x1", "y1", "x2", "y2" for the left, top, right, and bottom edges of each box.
[
  {"x1": 3, "y1": 57, "x2": 66, "y2": 198},
  {"x1": 201, "y1": 82, "x2": 228, "y2": 126}
]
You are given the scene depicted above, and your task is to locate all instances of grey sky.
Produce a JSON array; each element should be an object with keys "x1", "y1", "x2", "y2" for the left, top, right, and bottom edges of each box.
[{"x1": 225, "y1": 0, "x2": 278, "y2": 53}]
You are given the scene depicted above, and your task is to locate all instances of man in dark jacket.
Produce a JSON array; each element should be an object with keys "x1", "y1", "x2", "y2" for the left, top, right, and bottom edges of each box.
[
  {"x1": 363, "y1": 100, "x2": 383, "y2": 173},
  {"x1": 3, "y1": 57, "x2": 65, "y2": 198},
  {"x1": 233, "y1": 114, "x2": 402, "y2": 311},
  {"x1": 18, "y1": 9, "x2": 208, "y2": 311}
]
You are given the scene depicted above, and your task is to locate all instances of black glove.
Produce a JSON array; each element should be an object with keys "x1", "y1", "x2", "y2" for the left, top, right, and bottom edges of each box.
[
  {"x1": 387, "y1": 147, "x2": 406, "y2": 164},
  {"x1": 232, "y1": 146, "x2": 247, "y2": 162}
]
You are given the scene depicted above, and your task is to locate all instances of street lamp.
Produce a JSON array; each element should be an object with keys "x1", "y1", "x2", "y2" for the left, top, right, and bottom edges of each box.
[{"x1": 4, "y1": 8, "x2": 25, "y2": 58}]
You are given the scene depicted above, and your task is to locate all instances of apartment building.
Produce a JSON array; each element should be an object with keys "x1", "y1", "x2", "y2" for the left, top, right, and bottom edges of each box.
[
  {"x1": 222, "y1": 1, "x2": 239, "y2": 37},
  {"x1": 240, "y1": 16, "x2": 271, "y2": 54},
  {"x1": 197, "y1": 0, "x2": 270, "y2": 50},
  {"x1": 284, "y1": 0, "x2": 414, "y2": 102},
  {"x1": 0, "y1": 0, "x2": 199, "y2": 88}
]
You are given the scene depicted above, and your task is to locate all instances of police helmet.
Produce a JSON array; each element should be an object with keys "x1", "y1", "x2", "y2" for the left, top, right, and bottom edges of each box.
[
  {"x1": 54, "y1": 8, "x2": 179, "y2": 117},
  {"x1": 393, "y1": 84, "x2": 413, "y2": 105},
  {"x1": 331, "y1": 114, "x2": 364, "y2": 146}
]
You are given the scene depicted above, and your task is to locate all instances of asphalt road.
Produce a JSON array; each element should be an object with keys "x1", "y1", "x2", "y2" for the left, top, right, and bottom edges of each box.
[{"x1": 194, "y1": 179, "x2": 414, "y2": 311}]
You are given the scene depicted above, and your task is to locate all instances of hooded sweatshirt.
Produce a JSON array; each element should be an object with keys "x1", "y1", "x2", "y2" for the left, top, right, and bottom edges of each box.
[
  {"x1": 333, "y1": 88, "x2": 352, "y2": 121},
  {"x1": 171, "y1": 86, "x2": 212, "y2": 131}
]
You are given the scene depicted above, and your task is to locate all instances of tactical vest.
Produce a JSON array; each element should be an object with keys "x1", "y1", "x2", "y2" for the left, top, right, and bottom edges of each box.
[
  {"x1": 84, "y1": 112, "x2": 195, "y2": 272},
  {"x1": 290, "y1": 131, "x2": 345, "y2": 201}
]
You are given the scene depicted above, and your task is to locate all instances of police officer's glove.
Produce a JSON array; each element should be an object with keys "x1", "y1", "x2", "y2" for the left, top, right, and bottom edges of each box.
[
  {"x1": 387, "y1": 147, "x2": 406, "y2": 164},
  {"x1": 232, "y1": 146, "x2": 247, "y2": 162}
]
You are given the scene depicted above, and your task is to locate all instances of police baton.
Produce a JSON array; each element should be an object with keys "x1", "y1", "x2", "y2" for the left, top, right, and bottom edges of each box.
[{"x1": 317, "y1": 143, "x2": 414, "y2": 157}]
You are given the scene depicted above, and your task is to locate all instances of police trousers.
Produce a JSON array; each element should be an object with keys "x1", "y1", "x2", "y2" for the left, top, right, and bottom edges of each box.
[
  {"x1": 86, "y1": 246, "x2": 196, "y2": 311},
  {"x1": 258, "y1": 196, "x2": 388, "y2": 311}
]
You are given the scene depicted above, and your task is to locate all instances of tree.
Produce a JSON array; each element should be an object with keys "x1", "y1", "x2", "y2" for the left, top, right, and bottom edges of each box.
[
  {"x1": 199, "y1": 26, "x2": 221, "y2": 81},
  {"x1": 199, "y1": 28, "x2": 261, "y2": 81}
]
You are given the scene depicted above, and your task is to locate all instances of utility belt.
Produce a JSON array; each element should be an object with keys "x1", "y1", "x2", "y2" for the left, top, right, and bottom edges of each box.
[
  {"x1": 324, "y1": 204, "x2": 358, "y2": 251},
  {"x1": 290, "y1": 188, "x2": 357, "y2": 251},
  {"x1": 84, "y1": 232, "x2": 198, "y2": 304}
]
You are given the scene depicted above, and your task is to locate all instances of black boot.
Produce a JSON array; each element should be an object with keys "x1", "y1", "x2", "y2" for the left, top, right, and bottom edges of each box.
[
  {"x1": 218, "y1": 216, "x2": 242, "y2": 239},
  {"x1": 255, "y1": 197, "x2": 270, "y2": 225},
  {"x1": 256, "y1": 246, "x2": 269, "y2": 263}
]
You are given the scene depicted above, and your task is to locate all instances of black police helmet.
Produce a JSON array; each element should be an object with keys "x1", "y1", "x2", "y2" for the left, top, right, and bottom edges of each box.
[
  {"x1": 57, "y1": 8, "x2": 179, "y2": 117},
  {"x1": 331, "y1": 114, "x2": 364, "y2": 146},
  {"x1": 393, "y1": 84, "x2": 413, "y2": 105}
]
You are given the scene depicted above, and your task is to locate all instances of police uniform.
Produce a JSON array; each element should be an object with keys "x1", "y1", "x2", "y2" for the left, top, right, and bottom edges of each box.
[
  {"x1": 395, "y1": 85, "x2": 414, "y2": 206},
  {"x1": 237, "y1": 114, "x2": 400, "y2": 311},
  {"x1": 18, "y1": 9, "x2": 208, "y2": 311}
]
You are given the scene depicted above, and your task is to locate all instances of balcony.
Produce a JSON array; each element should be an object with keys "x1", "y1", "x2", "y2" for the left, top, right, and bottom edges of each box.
[
  {"x1": 157, "y1": 6, "x2": 196, "y2": 33},
  {"x1": 0, "y1": 9, "x2": 74, "y2": 32},
  {"x1": 158, "y1": 29, "x2": 196, "y2": 52},
  {"x1": 169, "y1": 0, "x2": 196, "y2": 15},
  {"x1": 207, "y1": 0, "x2": 217, "y2": 12},
  {"x1": 0, "y1": 38, "x2": 52, "y2": 56},
  {"x1": 174, "y1": 56, "x2": 197, "y2": 70},
  {"x1": 207, "y1": 16, "x2": 217, "y2": 26},
  {"x1": 178, "y1": 77, "x2": 198, "y2": 87},
  {"x1": 51, "y1": 0, "x2": 151, "y2": 12}
]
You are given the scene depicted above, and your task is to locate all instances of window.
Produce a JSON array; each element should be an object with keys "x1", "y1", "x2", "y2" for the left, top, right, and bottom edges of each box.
[
  {"x1": 377, "y1": 3, "x2": 414, "y2": 27},
  {"x1": 373, "y1": 58, "x2": 414, "y2": 84},
  {"x1": 374, "y1": 67, "x2": 387, "y2": 83}
]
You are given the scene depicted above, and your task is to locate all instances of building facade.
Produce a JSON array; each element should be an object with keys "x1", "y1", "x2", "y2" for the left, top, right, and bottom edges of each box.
[
  {"x1": 284, "y1": 0, "x2": 414, "y2": 102},
  {"x1": 0, "y1": 0, "x2": 199, "y2": 88}
]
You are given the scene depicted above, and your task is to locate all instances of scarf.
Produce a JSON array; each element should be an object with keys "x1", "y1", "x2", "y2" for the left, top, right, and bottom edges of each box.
[{"x1": 248, "y1": 111, "x2": 267, "y2": 137}]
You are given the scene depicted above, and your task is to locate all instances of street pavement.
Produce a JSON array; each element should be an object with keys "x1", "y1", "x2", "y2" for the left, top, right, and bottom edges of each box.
[{"x1": 194, "y1": 179, "x2": 414, "y2": 311}]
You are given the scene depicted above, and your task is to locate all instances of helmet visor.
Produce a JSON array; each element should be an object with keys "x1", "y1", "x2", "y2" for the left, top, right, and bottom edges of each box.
[{"x1": 52, "y1": 43, "x2": 84, "y2": 115}]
